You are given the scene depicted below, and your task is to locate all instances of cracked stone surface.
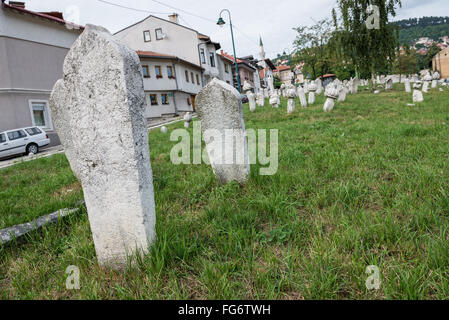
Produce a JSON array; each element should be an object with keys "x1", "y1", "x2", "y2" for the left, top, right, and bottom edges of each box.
[{"x1": 49, "y1": 24, "x2": 156, "y2": 269}]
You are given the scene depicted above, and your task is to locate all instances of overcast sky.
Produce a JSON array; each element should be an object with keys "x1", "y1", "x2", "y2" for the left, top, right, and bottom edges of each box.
[{"x1": 23, "y1": 0, "x2": 449, "y2": 59}]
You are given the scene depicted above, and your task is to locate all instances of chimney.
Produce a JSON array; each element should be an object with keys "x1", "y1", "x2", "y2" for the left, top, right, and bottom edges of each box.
[
  {"x1": 168, "y1": 13, "x2": 179, "y2": 24},
  {"x1": 9, "y1": 1, "x2": 25, "y2": 8}
]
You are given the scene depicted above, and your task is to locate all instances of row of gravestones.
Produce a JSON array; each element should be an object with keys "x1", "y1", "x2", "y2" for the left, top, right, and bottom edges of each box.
[
  {"x1": 379, "y1": 71, "x2": 444, "y2": 103},
  {"x1": 50, "y1": 25, "x2": 251, "y2": 269},
  {"x1": 242, "y1": 76, "x2": 361, "y2": 114}
]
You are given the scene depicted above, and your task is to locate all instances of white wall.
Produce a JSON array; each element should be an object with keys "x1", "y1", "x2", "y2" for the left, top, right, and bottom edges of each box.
[
  {"x1": 200, "y1": 43, "x2": 220, "y2": 82},
  {"x1": 139, "y1": 58, "x2": 200, "y2": 118},
  {"x1": 0, "y1": 7, "x2": 81, "y2": 48},
  {"x1": 115, "y1": 16, "x2": 200, "y2": 67},
  {"x1": 144, "y1": 91, "x2": 176, "y2": 118},
  {"x1": 218, "y1": 57, "x2": 234, "y2": 86},
  {"x1": 174, "y1": 62, "x2": 202, "y2": 95},
  {"x1": 141, "y1": 59, "x2": 177, "y2": 91}
]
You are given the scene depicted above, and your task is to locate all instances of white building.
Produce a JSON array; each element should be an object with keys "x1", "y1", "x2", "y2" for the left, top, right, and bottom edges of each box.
[
  {"x1": 114, "y1": 14, "x2": 225, "y2": 118},
  {"x1": 137, "y1": 51, "x2": 203, "y2": 118},
  {"x1": 0, "y1": 1, "x2": 82, "y2": 146}
]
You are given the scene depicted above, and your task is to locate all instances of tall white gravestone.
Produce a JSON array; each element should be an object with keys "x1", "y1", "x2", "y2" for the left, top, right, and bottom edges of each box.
[
  {"x1": 404, "y1": 77, "x2": 411, "y2": 93},
  {"x1": 286, "y1": 86, "x2": 296, "y2": 114},
  {"x1": 196, "y1": 79, "x2": 250, "y2": 184},
  {"x1": 49, "y1": 25, "x2": 156, "y2": 269},
  {"x1": 296, "y1": 85, "x2": 307, "y2": 108}
]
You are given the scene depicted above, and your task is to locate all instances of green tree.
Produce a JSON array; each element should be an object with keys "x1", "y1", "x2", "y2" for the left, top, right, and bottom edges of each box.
[
  {"x1": 292, "y1": 19, "x2": 334, "y2": 79},
  {"x1": 333, "y1": 0, "x2": 402, "y2": 91},
  {"x1": 423, "y1": 43, "x2": 441, "y2": 69},
  {"x1": 393, "y1": 45, "x2": 419, "y2": 80}
]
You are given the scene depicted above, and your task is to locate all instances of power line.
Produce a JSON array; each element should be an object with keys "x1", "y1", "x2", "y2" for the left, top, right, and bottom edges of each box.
[
  {"x1": 149, "y1": 0, "x2": 217, "y2": 23},
  {"x1": 96, "y1": 0, "x2": 171, "y2": 14},
  {"x1": 97, "y1": 0, "x2": 265, "y2": 56}
]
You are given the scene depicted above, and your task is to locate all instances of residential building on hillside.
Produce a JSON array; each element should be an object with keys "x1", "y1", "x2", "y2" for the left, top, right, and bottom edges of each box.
[
  {"x1": 220, "y1": 52, "x2": 258, "y2": 92},
  {"x1": 114, "y1": 13, "x2": 225, "y2": 117},
  {"x1": 274, "y1": 65, "x2": 294, "y2": 84},
  {"x1": 0, "y1": 1, "x2": 83, "y2": 146},
  {"x1": 433, "y1": 46, "x2": 449, "y2": 78},
  {"x1": 137, "y1": 51, "x2": 203, "y2": 118}
]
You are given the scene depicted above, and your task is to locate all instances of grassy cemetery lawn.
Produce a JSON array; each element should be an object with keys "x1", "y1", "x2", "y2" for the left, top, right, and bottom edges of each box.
[{"x1": 1, "y1": 85, "x2": 449, "y2": 299}]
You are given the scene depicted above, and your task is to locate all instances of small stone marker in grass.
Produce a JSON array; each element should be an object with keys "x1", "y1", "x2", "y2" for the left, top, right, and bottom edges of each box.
[
  {"x1": 323, "y1": 86, "x2": 338, "y2": 112},
  {"x1": 50, "y1": 25, "x2": 156, "y2": 270},
  {"x1": 286, "y1": 86, "x2": 296, "y2": 114},
  {"x1": 413, "y1": 81, "x2": 424, "y2": 103},
  {"x1": 308, "y1": 82, "x2": 317, "y2": 105},
  {"x1": 196, "y1": 78, "x2": 250, "y2": 185}
]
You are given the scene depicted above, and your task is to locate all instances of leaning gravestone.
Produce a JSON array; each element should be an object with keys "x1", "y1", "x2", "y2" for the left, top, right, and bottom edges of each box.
[
  {"x1": 196, "y1": 78, "x2": 250, "y2": 184},
  {"x1": 50, "y1": 25, "x2": 156, "y2": 269}
]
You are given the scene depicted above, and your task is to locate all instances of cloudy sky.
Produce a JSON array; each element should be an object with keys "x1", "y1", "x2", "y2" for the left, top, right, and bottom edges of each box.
[{"x1": 23, "y1": 0, "x2": 449, "y2": 59}]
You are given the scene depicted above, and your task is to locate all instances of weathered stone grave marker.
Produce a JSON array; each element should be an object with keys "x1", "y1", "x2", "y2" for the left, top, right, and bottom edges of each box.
[
  {"x1": 50, "y1": 25, "x2": 156, "y2": 269},
  {"x1": 196, "y1": 78, "x2": 250, "y2": 184}
]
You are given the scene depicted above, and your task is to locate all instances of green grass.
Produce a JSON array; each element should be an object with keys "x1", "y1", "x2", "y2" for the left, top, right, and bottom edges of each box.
[{"x1": 1, "y1": 85, "x2": 449, "y2": 299}]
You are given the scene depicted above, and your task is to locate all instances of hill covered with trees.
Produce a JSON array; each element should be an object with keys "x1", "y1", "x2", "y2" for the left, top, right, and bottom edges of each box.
[{"x1": 394, "y1": 16, "x2": 449, "y2": 44}]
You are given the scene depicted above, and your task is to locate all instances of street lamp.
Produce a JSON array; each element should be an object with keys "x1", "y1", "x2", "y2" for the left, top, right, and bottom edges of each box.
[{"x1": 217, "y1": 9, "x2": 242, "y2": 93}]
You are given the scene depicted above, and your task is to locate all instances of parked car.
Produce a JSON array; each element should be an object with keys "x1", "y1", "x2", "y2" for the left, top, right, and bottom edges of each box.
[
  {"x1": 241, "y1": 94, "x2": 249, "y2": 104},
  {"x1": 0, "y1": 127, "x2": 50, "y2": 159}
]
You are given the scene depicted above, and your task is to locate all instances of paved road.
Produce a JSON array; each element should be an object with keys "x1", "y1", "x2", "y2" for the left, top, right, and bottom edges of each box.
[
  {"x1": 0, "y1": 145, "x2": 65, "y2": 170},
  {"x1": 0, "y1": 115, "x2": 196, "y2": 170}
]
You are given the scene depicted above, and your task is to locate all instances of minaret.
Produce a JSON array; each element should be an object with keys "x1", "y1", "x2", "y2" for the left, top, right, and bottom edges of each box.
[{"x1": 259, "y1": 36, "x2": 266, "y2": 61}]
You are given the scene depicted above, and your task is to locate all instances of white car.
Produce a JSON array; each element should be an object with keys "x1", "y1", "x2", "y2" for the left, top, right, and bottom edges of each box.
[{"x1": 0, "y1": 127, "x2": 50, "y2": 159}]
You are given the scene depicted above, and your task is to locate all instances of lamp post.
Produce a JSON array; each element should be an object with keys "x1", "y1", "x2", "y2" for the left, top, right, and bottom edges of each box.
[{"x1": 217, "y1": 9, "x2": 242, "y2": 93}]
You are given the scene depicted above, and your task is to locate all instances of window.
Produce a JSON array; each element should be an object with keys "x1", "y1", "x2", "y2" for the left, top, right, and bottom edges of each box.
[
  {"x1": 0, "y1": 133, "x2": 5, "y2": 143},
  {"x1": 155, "y1": 66, "x2": 162, "y2": 79},
  {"x1": 209, "y1": 52, "x2": 216, "y2": 67},
  {"x1": 155, "y1": 28, "x2": 164, "y2": 40},
  {"x1": 150, "y1": 94, "x2": 158, "y2": 106},
  {"x1": 167, "y1": 66, "x2": 174, "y2": 79},
  {"x1": 161, "y1": 94, "x2": 169, "y2": 105},
  {"x1": 200, "y1": 48, "x2": 206, "y2": 64},
  {"x1": 30, "y1": 102, "x2": 49, "y2": 128},
  {"x1": 7, "y1": 130, "x2": 26, "y2": 141},
  {"x1": 225, "y1": 64, "x2": 229, "y2": 73},
  {"x1": 25, "y1": 127, "x2": 42, "y2": 136},
  {"x1": 185, "y1": 70, "x2": 189, "y2": 82},
  {"x1": 142, "y1": 65, "x2": 150, "y2": 78},
  {"x1": 143, "y1": 30, "x2": 151, "y2": 42},
  {"x1": 191, "y1": 72, "x2": 194, "y2": 84},
  {"x1": 196, "y1": 74, "x2": 200, "y2": 85}
]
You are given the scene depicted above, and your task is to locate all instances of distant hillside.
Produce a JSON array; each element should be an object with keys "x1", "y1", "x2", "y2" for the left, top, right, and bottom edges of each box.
[{"x1": 394, "y1": 16, "x2": 449, "y2": 44}]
